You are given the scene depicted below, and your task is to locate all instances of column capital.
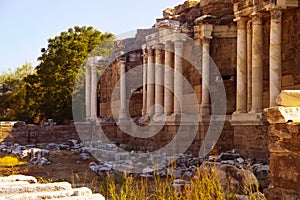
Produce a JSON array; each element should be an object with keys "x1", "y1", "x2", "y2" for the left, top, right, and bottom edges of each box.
[
  {"x1": 147, "y1": 46, "x2": 155, "y2": 56},
  {"x1": 174, "y1": 40, "x2": 185, "y2": 50},
  {"x1": 234, "y1": 17, "x2": 248, "y2": 29},
  {"x1": 251, "y1": 12, "x2": 263, "y2": 25},
  {"x1": 270, "y1": 8, "x2": 282, "y2": 20},
  {"x1": 247, "y1": 20, "x2": 252, "y2": 32},
  {"x1": 202, "y1": 37, "x2": 212, "y2": 44},
  {"x1": 119, "y1": 56, "x2": 126, "y2": 63},
  {"x1": 155, "y1": 44, "x2": 165, "y2": 56},
  {"x1": 165, "y1": 41, "x2": 174, "y2": 52}
]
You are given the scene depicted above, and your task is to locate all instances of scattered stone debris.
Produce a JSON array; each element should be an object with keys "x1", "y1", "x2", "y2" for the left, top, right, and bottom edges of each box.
[{"x1": 0, "y1": 139, "x2": 270, "y2": 198}]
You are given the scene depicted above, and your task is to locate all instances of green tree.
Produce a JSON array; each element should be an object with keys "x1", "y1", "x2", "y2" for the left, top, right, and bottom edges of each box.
[
  {"x1": 0, "y1": 63, "x2": 34, "y2": 120},
  {"x1": 25, "y1": 26, "x2": 113, "y2": 124}
]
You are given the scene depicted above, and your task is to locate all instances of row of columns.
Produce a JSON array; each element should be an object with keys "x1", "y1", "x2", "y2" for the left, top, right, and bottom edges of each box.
[
  {"x1": 139, "y1": 35, "x2": 212, "y2": 119},
  {"x1": 143, "y1": 40, "x2": 185, "y2": 119},
  {"x1": 235, "y1": 7, "x2": 282, "y2": 115}
]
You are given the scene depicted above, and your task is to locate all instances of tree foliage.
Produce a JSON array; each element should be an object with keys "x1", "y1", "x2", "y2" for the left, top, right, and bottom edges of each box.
[
  {"x1": 24, "y1": 26, "x2": 113, "y2": 124},
  {"x1": 0, "y1": 63, "x2": 34, "y2": 120}
]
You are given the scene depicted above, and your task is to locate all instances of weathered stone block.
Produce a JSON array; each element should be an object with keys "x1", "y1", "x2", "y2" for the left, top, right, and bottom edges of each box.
[
  {"x1": 276, "y1": 90, "x2": 300, "y2": 107},
  {"x1": 264, "y1": 106, "x2": 300, "y2": 124},
  {"x1": 270, "y1": 153, "x2": 300, "y2": 193}
]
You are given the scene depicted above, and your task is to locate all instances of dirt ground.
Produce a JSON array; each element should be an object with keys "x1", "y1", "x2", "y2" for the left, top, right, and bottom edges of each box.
[{"x1": 1, "y1": 150, "x2": 99, "y2": 184}]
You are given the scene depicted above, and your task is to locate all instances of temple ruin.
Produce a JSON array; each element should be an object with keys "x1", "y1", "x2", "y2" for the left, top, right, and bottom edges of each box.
[{"x1": 82, "y1": 0, "x2": 300, "y2": 198}]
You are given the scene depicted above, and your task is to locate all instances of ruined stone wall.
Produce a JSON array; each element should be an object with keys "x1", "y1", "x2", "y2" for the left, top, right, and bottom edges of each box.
[
  {"x1": 265, "y1": 123, "x2": 300, "y2": 200},
  {"x1": 234, "y1": 125, "x2": 269, "y2": 161},
  {"x1": 282, "y1": 8, "x2": 300, "y2": 90},
  {"x1": 1, "y1": 125, "x2": 80, "y2": 145}
]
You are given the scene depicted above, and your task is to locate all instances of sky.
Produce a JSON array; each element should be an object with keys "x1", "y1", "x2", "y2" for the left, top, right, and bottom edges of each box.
[{"x1": 0, "y1": 0, "x2": 184, "y2": 73}]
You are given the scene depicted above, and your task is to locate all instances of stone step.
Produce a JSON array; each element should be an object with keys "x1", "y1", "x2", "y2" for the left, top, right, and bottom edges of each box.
[
  {"x1": 0, "y1": 182, "x2": 72, "y2": 194},
  {"x1": 0, "y1": 175, "x2": 37, "y2": 183},
  {"x1": 0, "y1": 175, "x2": 105, "y2": 200}
]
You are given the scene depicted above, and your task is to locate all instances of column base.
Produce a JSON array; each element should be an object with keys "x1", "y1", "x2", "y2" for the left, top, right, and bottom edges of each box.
[
  {"x1": 231, "y1": 112, "x2": 265, "y2": 125},
  {"x1": 118, "y1": 110, "x2": 130, "y2": 125}
]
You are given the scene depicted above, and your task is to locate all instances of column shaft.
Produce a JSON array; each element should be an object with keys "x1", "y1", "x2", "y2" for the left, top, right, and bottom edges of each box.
[
  {"x1": 270, "y1": 8, "x2": 282, "y2": 107},
  {"x1": 247, "y1": 21, "x2": 253, "y2": 112},
  {"x1": 119, "y1": 60, "x2": 127, "y2": 119},
  {"x1": 200, "y1": 38, "x2": 211, "y2": 115},
  {"x1": 142, "y1": 48, "x2": 147, "y2": 116},
  {"x1": 251, "y1": 13, "x2": 264, "y2": 113},
  {"x1": 236, "y1": 18, "x2": 248, "y2": 113},
  {"x1": 174, "y1": 40, "x2": 184, "y2": 115},
  {"x1": 164, "y1": 41, "x2": 174, "y2": 115},
  {"x1": 85, "y1": 66, "x2": 91, "y2": 119},
  {"x1": 146, "y1": 47, "x2": 155, "y2": 116},
  {"x1": 90, "y1": 65, "x2": 98, "y2": 118},
  {"x1": 155, "y1": 45, "x2": 164, "y2": 116}
]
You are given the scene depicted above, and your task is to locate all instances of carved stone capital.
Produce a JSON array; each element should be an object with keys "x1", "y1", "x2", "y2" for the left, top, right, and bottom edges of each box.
[
  {"x1": 147, "y1": 47, "x2": 155, "y2": 57},
  {"x1": 235, "y1": 17, "x2": 248, "y2": 29},
  {"x1": 174, "y1": 40, "x2": 184, "y2": 50},
  {"x1": 202, "y1": 37, "x2": 212, "y2": 44},
  {"x1": 251, "y1": 12, "x2": 263, "y2": 25},
  {"x1": 247, "y1": 20, "x2": 252, "y2": 32},
  {"x1": 165, "y1": 41, "x2": 174, "y2": 52},
  {"x1": 270, "y1": 8, "x2": 282, "y2": 20}
]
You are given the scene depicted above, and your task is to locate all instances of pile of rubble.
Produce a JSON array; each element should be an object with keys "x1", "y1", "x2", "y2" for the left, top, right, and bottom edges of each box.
[{"x1": 0, "y1": 174, "x2": 104, "y2": 200}]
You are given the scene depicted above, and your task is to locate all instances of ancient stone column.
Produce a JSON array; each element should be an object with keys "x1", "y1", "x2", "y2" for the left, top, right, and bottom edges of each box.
[
  {"x1": 200, "y1": 37, "x2": 212, "y2": 116},
  {"x1": 141, "y1": 46, "x2": 148, "y2": 116},
  {"x1": 247, "y1": 20, "x2": 252, "y2": 112},
  {"x1": 164, "y1": 41, "x2": 174, "y2": 115},
  {"x1": 269, "y1": 8, "x2": 282, "y2": 107},
  {"x1": 119, "y1": 59, "x2": 127, "y2": 120},
  {"x1": 251, "y1": 12, "x2": 264, "y2": 113},
  {"x1": 85, "y1": 65, "x2": 91, "y2": 119},
  {"x1": 174, "y1": 40, "x2": 184, "y2": 116},
  {"x1": 155, "y1": 44, "x2": 165, "y2": 116},
  {"x1": 90, "y1": 65, "x2": 98, "y2": 119},
  {"x1": 146, "y1": 47, "x2": 155, "y2": 116},
  {"x1": 235, "y1": 17, "x2": 248, "y2": 113}
]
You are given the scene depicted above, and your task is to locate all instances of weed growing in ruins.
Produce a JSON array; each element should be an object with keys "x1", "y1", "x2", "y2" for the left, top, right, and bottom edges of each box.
[
  {"x1": 70, "y1": 165, "x2": 264, "y2": 200},
  {"x1": 0, "y1": 155, "x2": 26, "y2": 175}
]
